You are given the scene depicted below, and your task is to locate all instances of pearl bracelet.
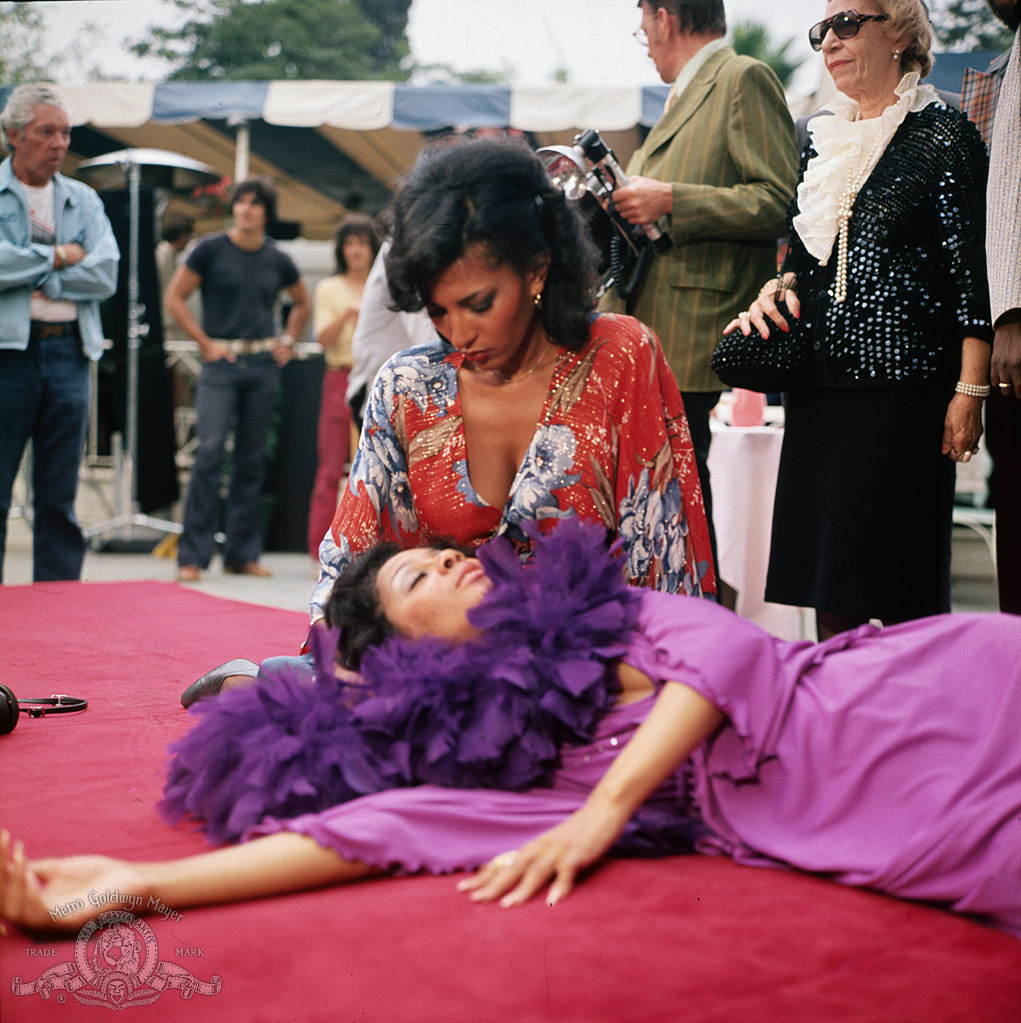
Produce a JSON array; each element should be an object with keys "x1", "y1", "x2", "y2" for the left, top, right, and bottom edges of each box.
[{"x1": 955, "y1": 381, "x2": 990, "y2": 398}]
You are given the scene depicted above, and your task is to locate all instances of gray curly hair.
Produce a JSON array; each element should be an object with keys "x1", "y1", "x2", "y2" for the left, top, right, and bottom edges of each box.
[{"x1": 0, "y1": 84, "x2": 67, "y2": 152}]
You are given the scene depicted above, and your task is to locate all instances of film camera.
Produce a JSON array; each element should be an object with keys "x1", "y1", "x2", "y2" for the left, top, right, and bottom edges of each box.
[{"x1": 538, "y1": 129, "x2": 672, "y2": 301}]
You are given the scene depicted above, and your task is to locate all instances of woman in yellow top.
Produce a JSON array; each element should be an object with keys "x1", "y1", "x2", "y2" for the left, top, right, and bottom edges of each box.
[{"x1": 307, "y1": 215, "x2": 380, "y2": 559}]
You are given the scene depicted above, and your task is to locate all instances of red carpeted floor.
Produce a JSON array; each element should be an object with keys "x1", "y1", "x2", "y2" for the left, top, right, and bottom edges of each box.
[{"x1": 1, "y1": 581, "x2": 1019, "y2": 1022}]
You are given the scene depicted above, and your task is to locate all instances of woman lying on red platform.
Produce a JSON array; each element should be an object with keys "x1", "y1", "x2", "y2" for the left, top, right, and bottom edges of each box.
[{"x1": 1, "y1": 520, "x2": 1019, "y2": 939}]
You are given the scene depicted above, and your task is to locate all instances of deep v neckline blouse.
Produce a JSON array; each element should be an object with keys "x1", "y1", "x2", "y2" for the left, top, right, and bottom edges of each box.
[
  {"x1": 448, "y1": 344, "x2": 577, "y2": 512},
  {"x1": 311, "y1": 313, "x2": 718, "y2": 619}
]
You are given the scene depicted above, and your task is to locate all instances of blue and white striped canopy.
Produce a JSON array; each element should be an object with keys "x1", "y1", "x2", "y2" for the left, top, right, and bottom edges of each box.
[
  {"x1": 0, "y1": 54, "x2": 988, "y2": 240},
  {"x1": 48, "y1": 80, "x2": 670, "y2": 133},
  {"x1": 16, "y1": 80, "x2": 668, "y2": 239}
]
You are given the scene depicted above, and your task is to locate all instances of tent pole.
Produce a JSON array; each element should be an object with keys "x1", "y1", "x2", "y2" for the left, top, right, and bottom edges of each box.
[{"x1": 234, "y1": 119, "x2": 251, "y2": 182}]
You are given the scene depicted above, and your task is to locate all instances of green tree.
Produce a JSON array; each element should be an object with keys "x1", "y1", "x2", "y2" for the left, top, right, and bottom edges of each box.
[
  {"x1": 0, "y1": 2, "x2": 50, "y2": 83},
  {"x1": 359, "y1": 0, "x2": 412, "y2": 74},
  {"x1": 729, "y1": 22, "x2": 802, "y2": 90},
  {"x1": 131, "y1": 0, "x2": 412, "y2": 81},
  {"x1": 928, "y1": 0, "x2": 1014, "y2": 51}
]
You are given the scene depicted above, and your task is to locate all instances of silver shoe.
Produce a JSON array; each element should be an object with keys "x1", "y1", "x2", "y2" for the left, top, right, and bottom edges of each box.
[{"x1": 180, "y1": 658, "x2": 259, "y2": 708}]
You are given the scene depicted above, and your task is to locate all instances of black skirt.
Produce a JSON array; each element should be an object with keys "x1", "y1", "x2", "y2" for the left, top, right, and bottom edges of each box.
[{"x1": 765, "y1": 386, "x2": 956, "y2": 621}]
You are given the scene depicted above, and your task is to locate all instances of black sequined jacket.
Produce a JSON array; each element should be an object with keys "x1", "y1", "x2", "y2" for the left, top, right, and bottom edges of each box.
[{"x1": 783, "y1": 103, "x2": 993, "y2": 390}]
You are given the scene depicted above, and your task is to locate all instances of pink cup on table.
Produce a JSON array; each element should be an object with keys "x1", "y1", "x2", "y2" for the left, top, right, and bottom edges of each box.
[{"x1": 730, "y1": 388, "x2": 766, "y2": 427}]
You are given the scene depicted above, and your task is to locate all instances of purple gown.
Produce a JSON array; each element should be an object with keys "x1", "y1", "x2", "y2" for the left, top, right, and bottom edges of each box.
[{"x1": 249, "y1": 593, "x2": 1021, "y2": 938}]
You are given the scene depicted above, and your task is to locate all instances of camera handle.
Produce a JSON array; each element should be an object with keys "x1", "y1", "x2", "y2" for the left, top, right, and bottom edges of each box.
[{"x1": 574, "y1": 130, "x2": 672, "y2": 254}]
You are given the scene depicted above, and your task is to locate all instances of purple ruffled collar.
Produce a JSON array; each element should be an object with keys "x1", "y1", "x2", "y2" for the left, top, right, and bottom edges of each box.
[{"x1": 161, "y1": 520, "x2": 641, "y2": 844}]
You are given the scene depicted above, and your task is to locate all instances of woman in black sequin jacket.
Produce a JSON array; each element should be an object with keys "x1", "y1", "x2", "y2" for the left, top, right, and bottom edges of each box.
[{"x1": 724, "y1": 0, "x2": 992, "y2": 639}]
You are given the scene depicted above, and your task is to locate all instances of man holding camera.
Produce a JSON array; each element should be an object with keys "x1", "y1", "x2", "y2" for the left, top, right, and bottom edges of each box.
[{"x1": 605, "y1": 0, "x2": 798, "y2": 563}]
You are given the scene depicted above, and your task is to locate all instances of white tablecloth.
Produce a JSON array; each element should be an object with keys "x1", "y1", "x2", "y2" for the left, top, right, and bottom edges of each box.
[{"x1": 708, "y1": 420, "x2": 806, "y2": 639}]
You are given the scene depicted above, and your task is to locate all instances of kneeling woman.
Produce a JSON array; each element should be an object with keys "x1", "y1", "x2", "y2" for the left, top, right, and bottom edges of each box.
[{"x1": 2, "y1": 523, "x2": 1020, "y2": 938}]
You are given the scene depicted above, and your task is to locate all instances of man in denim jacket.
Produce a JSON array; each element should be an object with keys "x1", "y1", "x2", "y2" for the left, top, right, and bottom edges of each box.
[{"x1": 0, "y1": 84, "x2": 119, "y2": 582}]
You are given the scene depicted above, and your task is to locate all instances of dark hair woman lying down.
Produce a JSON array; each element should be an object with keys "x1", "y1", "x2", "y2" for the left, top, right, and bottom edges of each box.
[{"x1": 2, "y1": 520, "x2": 1019, "y2": 939}]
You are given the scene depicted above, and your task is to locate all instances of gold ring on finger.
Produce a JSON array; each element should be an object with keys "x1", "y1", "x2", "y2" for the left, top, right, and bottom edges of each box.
[{"x1": 492, "y1": 851, "x2": 520, "y2": 870}]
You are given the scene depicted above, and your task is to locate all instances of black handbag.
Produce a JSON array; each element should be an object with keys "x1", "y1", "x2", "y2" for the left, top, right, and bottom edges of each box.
[{"x1": 711, "y1": 298, "x2": 810, "y2": 393}]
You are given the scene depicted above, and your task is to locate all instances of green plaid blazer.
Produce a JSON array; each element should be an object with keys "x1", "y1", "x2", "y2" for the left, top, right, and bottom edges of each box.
[{"x1": 603, "y1": 48, "x2": 798, "y2": 392}]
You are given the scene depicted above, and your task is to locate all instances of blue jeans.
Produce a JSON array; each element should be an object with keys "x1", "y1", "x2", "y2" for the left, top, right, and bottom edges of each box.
[
  {"x1": 0, "y1": 332, "x2": 90, "y2": 582},
  {"x1": 258, "y1": 653, "x2": 315, "y2": 683},
  {"x1": 178, "y1": 352, "x2": 280, "y2": 570}
]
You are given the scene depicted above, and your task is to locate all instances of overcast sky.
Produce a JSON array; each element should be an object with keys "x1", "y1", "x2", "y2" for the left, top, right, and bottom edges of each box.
[{"x1": 41, "y1": 0, "x2": 829, "y2": 95}]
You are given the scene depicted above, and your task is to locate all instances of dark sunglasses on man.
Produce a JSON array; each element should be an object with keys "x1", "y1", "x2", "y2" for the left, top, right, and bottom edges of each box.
[{"x1": 809, "y1": 10, "x2": 890, "y2": 51}]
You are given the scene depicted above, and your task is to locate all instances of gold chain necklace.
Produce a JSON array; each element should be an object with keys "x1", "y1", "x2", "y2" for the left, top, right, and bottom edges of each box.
[{"x1": 473, "y1": 343, "x2": 560, "y2": 384}]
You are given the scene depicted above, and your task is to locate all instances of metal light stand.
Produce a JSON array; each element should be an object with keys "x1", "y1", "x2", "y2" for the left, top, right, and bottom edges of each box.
[
  {"x1": 77, "y1": 149, "x2": 220, "y2": 549},
  {"x1": 81, "y1": 159, "x2": 179, "y2": 546}
]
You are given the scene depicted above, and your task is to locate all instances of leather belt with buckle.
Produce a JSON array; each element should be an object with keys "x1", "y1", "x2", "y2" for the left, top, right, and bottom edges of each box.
[
  {"x1": 30, "y1": 320, "x2": 79, "y2": 341},
  {"x1": 215, "y1": 337, "x2": 278, "y2": 356}
]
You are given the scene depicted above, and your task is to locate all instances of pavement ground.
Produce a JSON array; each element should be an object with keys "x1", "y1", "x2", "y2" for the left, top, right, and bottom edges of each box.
[{"x1": 4, "y1": 464, "x2": 999, "y2": 618}]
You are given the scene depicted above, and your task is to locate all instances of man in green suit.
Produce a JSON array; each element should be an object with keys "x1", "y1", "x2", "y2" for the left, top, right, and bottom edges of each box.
[{"x1": 605, "y1": 0, "x2": 798, "y2": 567}]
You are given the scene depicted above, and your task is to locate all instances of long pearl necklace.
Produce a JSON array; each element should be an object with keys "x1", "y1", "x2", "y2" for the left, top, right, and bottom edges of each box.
[{"x1": 833, "y1": 116, "x2": 884, "y2": 304}]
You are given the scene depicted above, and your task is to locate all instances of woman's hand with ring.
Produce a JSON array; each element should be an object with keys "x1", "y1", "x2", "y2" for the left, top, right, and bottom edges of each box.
[
  {"x1": 942, "y1": 393, "x2": 984, "y2": 461},
  {"x1": 723, "y1": 275, "x2": 800, "y2": 338},
  {"x1": 457, "y1": 800, "x2": 628, "y2": 908},
  {"x1": 990, "y1": 321, "x2": 1021, "y2": 399}
]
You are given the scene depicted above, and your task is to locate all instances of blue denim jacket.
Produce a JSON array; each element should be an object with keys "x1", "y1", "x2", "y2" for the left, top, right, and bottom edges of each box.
[{"x1": 0, "y1": 157, "x2": 120, "y2": 361}]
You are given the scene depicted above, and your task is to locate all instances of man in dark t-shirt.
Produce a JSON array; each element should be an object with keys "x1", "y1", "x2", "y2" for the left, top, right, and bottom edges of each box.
[{"x1": 165, "y1": 176, "x2": 310, "y2": 581}]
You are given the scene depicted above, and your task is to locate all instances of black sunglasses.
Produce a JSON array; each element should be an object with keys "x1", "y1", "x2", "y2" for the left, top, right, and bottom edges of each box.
[{"x1": 809, "y1": 11, "x2": 890, "y2": 51}]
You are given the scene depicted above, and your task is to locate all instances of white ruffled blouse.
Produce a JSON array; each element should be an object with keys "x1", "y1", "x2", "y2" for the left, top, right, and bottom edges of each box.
[{"x1": 793, "y1": 72, "x2": 943, "y2": 265}]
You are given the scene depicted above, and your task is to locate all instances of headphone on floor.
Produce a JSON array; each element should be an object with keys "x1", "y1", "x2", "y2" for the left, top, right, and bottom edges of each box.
[{"x1": 0, "y1": 685, "x2": 88, "y2": 735}]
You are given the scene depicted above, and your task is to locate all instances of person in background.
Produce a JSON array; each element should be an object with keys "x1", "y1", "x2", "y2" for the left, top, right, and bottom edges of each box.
[
  {"x1": 0, "y1": 84, "x2": 119, "y2": 583},
  {"x1": 154, "y1": 211, "x2": 193, "y2": 327},
  {"x1": 602, "y1": 0, "x2": 798, "y2": 566},
  {"x1": 962, "y1": 0, "x2": 1021, "y2": 614},
  {"x1": 306, "y1": 214, "x2": 380, "y2": 561},
  {"x1": 165, "y1": 176, "x2": 310, "y2": 583},
  {"x1": 728, "y1": 1, "x2": 992, "y2": 638},
  {"x1": 155, "y1": 211, "x2": 195, "y2": 419},
  {"x1": 345, "y1": 240, "x2": 434, "y2": 428},
  {"x1": 154, "y1": 211, "x2": 192, "y2": 339}
]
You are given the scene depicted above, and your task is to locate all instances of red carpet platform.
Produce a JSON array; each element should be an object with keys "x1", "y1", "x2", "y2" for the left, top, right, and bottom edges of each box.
[{"x1": 1, "y1": 581, "x2": 1019, "y2": 1022}]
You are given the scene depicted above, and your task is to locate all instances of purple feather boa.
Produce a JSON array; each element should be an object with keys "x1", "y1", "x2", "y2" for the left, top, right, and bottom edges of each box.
[{"x1": 160, "y1": 520, "x2": 641, "y2": 844}]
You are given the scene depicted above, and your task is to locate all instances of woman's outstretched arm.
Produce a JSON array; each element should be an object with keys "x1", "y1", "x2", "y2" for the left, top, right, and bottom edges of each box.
[
  {"x1": 458, "y1": 680, "x2": 724, "y2": 908},
  {"x1": 0, "y1": 829, "x2": 379, "y2": 933}
]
